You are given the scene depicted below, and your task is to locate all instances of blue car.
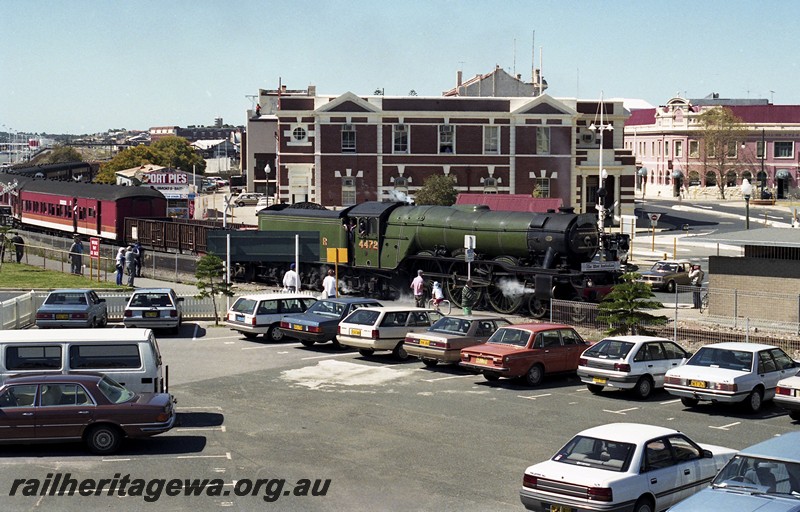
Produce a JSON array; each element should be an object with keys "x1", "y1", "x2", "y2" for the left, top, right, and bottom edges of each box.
[
  {"x1": 279, "y1": 298, "x2": 382, "y2": 348},
  {"x1": 668, "y1": 431, "x2": 800, "y2": 511}
]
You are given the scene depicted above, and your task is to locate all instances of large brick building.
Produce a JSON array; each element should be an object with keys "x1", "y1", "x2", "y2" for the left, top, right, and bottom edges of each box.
[{"x1": 245, "y1": 83, "x2": 636, "y2": 222}]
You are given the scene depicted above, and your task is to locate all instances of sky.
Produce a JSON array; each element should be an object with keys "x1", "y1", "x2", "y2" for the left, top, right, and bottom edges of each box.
[{"x1": 2, "y1": 0, "x2": 799, "y2": 135}]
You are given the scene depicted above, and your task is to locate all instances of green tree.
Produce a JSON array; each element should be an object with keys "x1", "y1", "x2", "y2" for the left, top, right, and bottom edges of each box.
[
  {"x1": 695, "y1": 107, "x2": 748, "y2": 200},
  {"x1": 195, "y1": 253, "x2": 234, "y2": 325},
  {"x1": 42, "y1": 146, "x2": 83, "y2": 164},
  {"x1": 94, "y1": 136, "x2": 205, "y2": 183},
  {"x1": 595, "y1": 272, "x2": 668, "y2": 336},
  {"x1": 413, "y1": 174, "x2": 458, "y2": 206}
]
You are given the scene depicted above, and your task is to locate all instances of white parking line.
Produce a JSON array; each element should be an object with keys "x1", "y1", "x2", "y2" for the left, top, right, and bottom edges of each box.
[
  {"x1": 710, "y1": 421, "x2": 741, "y2": 430},
  {"x1": 603, "y1": 407, "x2": 639, "y2": 415},
  {"x1": 301, "y1": 351, "x2": 359, "y2": 360},
  {"x1": 421, "y1": 374, "x2": 475, "y2": 382},
  {"x1": 178, "y1": 406, "x2": 224, "y2": 410},
  {"x1": 517, "y1": 394, "x2": 552, "y2": 400},
  {"x1": 660, "y1": 399, "x2": 682, "y2": 405},
  {"x1": 175, "y1": 426, "x2": 226, "y2": 432},
  {"x1": 242, "y1": 343, "x2": 300, "y2": 350}
]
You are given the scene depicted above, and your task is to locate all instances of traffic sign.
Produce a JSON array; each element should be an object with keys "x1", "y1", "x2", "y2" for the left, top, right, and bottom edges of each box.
[
  {"x1": 648, "y1": 213, "x2": 661, "y2": 227},
  {"x1": 464, "y1": 235, "x2": 476, "y2": 250},
  {"x1": 465, "y1": 248, "x2": 475, "y2": 262},
  {"x1": 89, "y1": 237, "x2": 100, "y2": 259}
]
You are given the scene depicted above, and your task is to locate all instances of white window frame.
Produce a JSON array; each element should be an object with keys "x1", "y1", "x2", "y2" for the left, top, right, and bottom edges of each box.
[
  {"x1": 689, "y1": 140, "x2": 699, "y2": 158},
  {"x1": 536, "y1": 127, "x2": 550, "y2": 155},
  {"x1": 341, "y1": 125, "x2": 356, "y2": 153},
  {"x1": 341, "y1": 177, "x2": 356, "y2": 206},
  {"x1": 774, "y1": 141, "x2": 794, "y2": 159},
  {"x1": 439, "y1": 125, "x2": 454, "y2": 154},
  {"x1": 484, "y1": 126, "x2": 499, "y2": 154},
  {"x1": 674, "y1": 140, "x2": 683, "y2": 158},
  {"x1": 534, "y1": 177, "x2": 550, "y2": 197},
  {"x1": 393, "y1": 124, "x2": 409, "y2": 154}
]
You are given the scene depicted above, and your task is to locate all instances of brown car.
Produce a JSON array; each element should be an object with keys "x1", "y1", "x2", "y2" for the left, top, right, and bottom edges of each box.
[
  {"x1": 460, "y1": 323, "x2": 590, "y2": 386},
  {"x1": 0, "y1": 373, "x2": 176, "y2": 454},
  {"x1": 404, "y1": 315, "x2": 511, "y2": 367}
]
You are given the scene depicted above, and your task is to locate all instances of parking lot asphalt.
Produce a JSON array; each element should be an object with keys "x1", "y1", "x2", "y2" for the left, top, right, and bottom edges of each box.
[{"x1": 2, "y1": 322, "x2": 798, "y2": 511}]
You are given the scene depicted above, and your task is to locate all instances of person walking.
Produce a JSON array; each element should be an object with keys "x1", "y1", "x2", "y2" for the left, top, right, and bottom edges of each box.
[
  {"x1": 10, "y1": 232, "x2": 23, "y2": 263},
  {"x1": 124, "y1": 245, "x2": 136, "y2": 287},
  {"x1": 461, "y1": 279, "x2": 476, "y2": 315},
  {"x1": 689, "y1": 264, "x2": 704, "y2": 309},
  {"x1": 411, "y1": 270, "x2": 425, "y2": 307},
  {"x1": 322, "y1": 269, "x2": 337, "y2": 298},
  {"x1": 68, "y1": 235, "x2": 84, "y2": 274},
  {"x1": 115, "y1": 247, "x2": 126, "y2": 286},
  {"x1": 283, "y1": 263, "x2": 299, "y2": 292},
  {"x1": 133, "y1": 241, "x2": 144, "y2": 277}
]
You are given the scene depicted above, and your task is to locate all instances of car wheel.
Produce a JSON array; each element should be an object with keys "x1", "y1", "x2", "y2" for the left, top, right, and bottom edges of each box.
[
  {"x1": 422, "y1": 359, "x2": 438, "y2": 368},
  {"x1": 633, "y1": 496, "x2": 654, "y2": 512},
  {"x1": 99, "y1": 315, "x2": 108, "y2": 328},
  {"x1": 483, "y1": 372, "x2": 501, "y2": 382},
  {"x1": 789, "y1": 411, "x2": 800, "y2": 421},
  {"x1": 586, "y1": 384, "x2": 604, "y2": 394},
  {"x1": 266, "y1": 324, "x2": 284, "y2": 342},
  {"x1": 393, "y1": 342, "x2": 409, "y2": 361},
  {"x1": 666, "y1": 280, "x2": 676, "y2": 293},
  {"x1": 681, "y1": 397, "x2": 699, "y2": 408},
  {"x1": 243, "y1": 332, "x2": 259, "y2": 340},
  {"x1": 744, "y1": 388, "x2": 763, "y2": 413},
  {"x1": 330, "y1": 337, "x2": 343, "y2": 349},
  {"x1": 524, "y1": 364, "x2": 544, "y2": 386},
  {"x1": 633, "y1": 376, "x2": 654, "y2": 400},
  {"x1": 300, "y1": 340, "x2": 315, "y2": 348},
  {"x1": 358, "y1": 348, "x2": 374, "y2": 357},
  {"x1": 86, "y1": 424, "x2": 122, "y2": 455}
]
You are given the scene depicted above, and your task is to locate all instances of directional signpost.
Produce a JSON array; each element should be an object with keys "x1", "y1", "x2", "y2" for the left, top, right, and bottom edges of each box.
[
  {"x1": 464, "y1": 235, "x2": 476, "y2": 280},
  {"x1": 648, "y1": 213, "x2": 661, "y2": 251}
]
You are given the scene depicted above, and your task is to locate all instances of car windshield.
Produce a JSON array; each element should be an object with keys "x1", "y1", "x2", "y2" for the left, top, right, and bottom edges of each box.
[
  {"x1": 230, "y1": 298, "x2": 258, "y2": 315},
  {"x1": 97, "y1": 375, "x2": 136, "y2": 404},
  {"x1": 712, "y1": 455, "x2": 800, "y2": 496},
  {"x1": 343, "y1": 309, "x2": 381, "y2": 326},
  {"x1": 429, "y1": 317, "x2": 471, "y2": 335},
  {"x1": 652, "y1": 262, "x2": 678, "y2": 272},
  {"x1": 45, "y1": 293, "x2": 87, "y2": 305},
  {"x1": 130, "y1": 293, "x2": 172, "y2": 308},
  {"x1": 688, "y1": 347, "x2": 753, "y2": 371},
  {"x1": 553, "y1": 435, "x2": 634, "y2": 473},
  {"x1": 582, "y1": 339, "x2": 635, "y2": 359},
  {"x1": 487, "y1": 328, "x2": 531, "y2": 347},
  {"x1": 305, "y1": 300, "x2": 347, "y2": 318}
]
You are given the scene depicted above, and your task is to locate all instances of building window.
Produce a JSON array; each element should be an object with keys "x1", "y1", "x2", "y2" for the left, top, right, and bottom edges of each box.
[
  {"x1": 534, "y1": 178, "x2": 550, "y2": 198},
  {"x1": 775, "y1": 141, "x2": 794, "y2": 158},
  {"x1": 674, "y1": 140, "x2": 683, "y2": 158},
  {"x1": 726, "y1": 142, "x2": 737, "y2": 158},
  {"x1": 689, "y1": 140, "x2": 699, "y2": 158},
  {"x1": 342, "y1": 177, "x2": 356, "y2": 206},
  {"x1": 439, "y1": 125, "x2": 454, "y2": 153},
  {"x1": 483, "y1": 177, "x2": 498, "y2": 194},
  {"x1": 393, "y1": 124, "x2": 408, "y2": 154},
  {"x1": 757, "y1": 140, "x2": 765, "y2": 159},
  {"x1": 484, "y1": 126, "x2": 499, "y2": 154},
  {"x1": 292, "y1": 127, "x2": 307, "y2": 142},
  {"x1": 341, "y1": 125, "x2": 356, "y2": 153},
  {"x1": 664, "y1": 141, "x2": 670, "y2": 157},
  {"x1": 536, "y1": 127, "x2": 550, "y2": 154}
]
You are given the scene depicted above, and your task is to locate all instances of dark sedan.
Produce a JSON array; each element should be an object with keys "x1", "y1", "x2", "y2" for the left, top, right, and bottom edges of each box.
[
  {"x1": 279, "y1": 297, "x2": 383, "y2": 348},
  {"x1": 0, "y1": 373, "x2": 176, "y2": 454},
  {"x1": 35, "y1": 289, "x2": 108, "y2": 329}
]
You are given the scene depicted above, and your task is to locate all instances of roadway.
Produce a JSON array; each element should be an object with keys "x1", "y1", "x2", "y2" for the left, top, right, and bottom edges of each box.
[{"x1": 1, "y1": 324, "x2": 795, "y2": 511}]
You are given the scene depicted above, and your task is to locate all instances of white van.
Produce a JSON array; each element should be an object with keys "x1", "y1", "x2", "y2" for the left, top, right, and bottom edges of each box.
[{"x1": 0, "y1": 329, "x2": 165, "y2": 394}]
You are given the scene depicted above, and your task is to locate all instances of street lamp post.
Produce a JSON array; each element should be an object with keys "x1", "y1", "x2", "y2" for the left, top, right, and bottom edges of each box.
[
  {"x1": 760, "y1": 128, "x2": 766, "y2": 197},
  {"x1": 742, "y1": 178, "x2": 753, "y2": 230},
  {"x1": 637, "y1": 167, "x2": 648, "y2": 199},
  {"x1": 589, "y1": 95, "x2": 613, "y2": 256}
]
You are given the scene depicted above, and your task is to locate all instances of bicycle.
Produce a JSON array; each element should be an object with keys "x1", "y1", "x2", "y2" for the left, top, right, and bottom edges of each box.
[{"x1": 426, "y1": 298, "x2": 452, "y2": 315}]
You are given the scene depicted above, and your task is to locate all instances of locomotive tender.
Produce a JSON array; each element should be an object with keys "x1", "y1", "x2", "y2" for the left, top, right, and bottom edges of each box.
[{"x1": 209, "y1": 201, "x2": 625, "y2": 316}]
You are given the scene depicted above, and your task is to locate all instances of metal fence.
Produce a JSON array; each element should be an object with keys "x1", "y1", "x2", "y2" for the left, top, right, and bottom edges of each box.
[{"x1": 550, "y1": 287, "x2": 800, "y2": 354}]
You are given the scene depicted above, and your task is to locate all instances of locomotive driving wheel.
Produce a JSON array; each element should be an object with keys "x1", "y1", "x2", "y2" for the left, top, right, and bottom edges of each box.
[{"x1": 486, "y1": 256, "x2": 524, "y2": 314}]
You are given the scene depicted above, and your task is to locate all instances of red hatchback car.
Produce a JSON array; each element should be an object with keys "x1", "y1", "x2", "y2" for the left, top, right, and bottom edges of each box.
[{"x1": 460, "y1": 323, "x2": 589, "y2": 386}]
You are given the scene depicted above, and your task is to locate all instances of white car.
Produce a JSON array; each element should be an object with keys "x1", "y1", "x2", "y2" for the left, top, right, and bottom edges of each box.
[
  {"x1": 225, "y1": 293, "x2": 316, "y2": 342},
  {"x1": 577, "y1": 336, "x2": 691, "y2": 399},
  {"x1": 773, "y1": 371, "x2": 800, "y2": 421},
  {"x1": 122, "y1": 288, "x2": 184, "y2": 333},
  {"x1": 520, "y1": 423, "x2": 736, "y2": 512},
  {"x1": 233, "y1": 192, "x2": 264, "y2": 207},
  {"x1": 663, "y1": 342, "x2": 798, "y2": 413},
  {"x1": 337, "y1": 306, "x2": 442, "y2": 360}
]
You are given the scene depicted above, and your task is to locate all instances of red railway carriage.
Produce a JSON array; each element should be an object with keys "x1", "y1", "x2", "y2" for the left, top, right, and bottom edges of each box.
[{"x1": 0, "y1": 174, "x2": 167, "y2": 243}]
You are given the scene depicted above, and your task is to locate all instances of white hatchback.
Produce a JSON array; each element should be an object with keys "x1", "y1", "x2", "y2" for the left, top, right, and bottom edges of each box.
[
  {"x1": 577, "y1": 336, "x2": 691, "y2": 399},
  {"x1": 337, "y1": 306, "x2": 442, "y2": 360},
  {"x1": 225, "y1": 293, "x2": 317, "y2": 342}
]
